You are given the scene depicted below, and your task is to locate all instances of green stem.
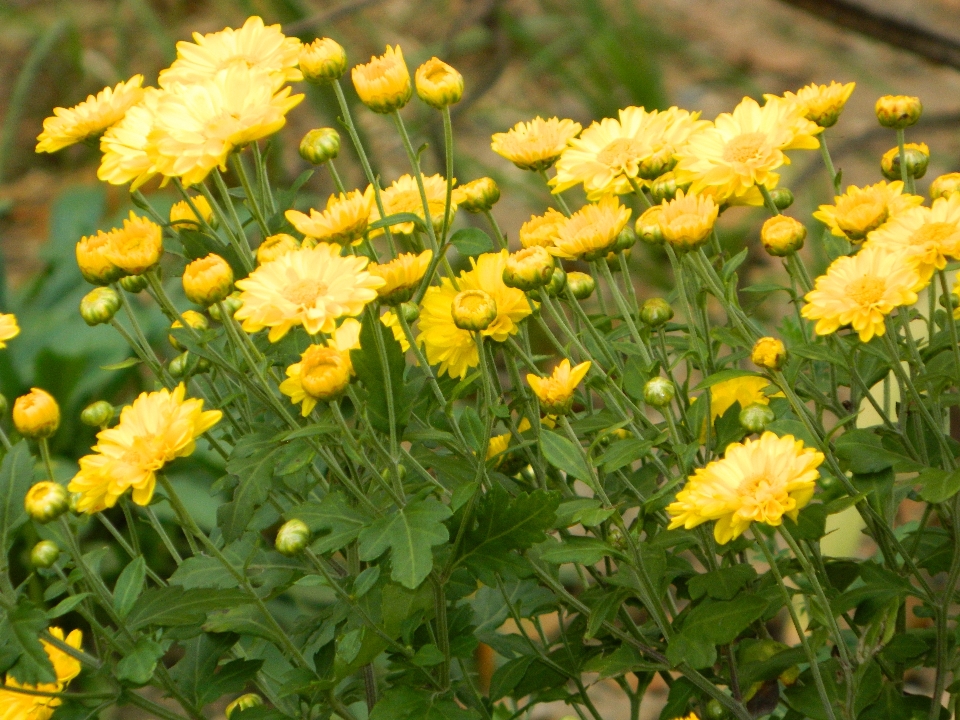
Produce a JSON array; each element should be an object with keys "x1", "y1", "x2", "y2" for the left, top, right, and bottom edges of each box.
[{"x1": 596, "y1": 259, "x2": 652, "y2": 365}]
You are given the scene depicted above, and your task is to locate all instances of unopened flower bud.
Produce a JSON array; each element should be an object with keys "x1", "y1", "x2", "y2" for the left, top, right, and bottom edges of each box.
[
  {"x1": 455, "y1": 178, "x2": 500, "y2": 213},
  {"x1": 300, "y1": 38, "x2": 348, "y2": 84},
  {"x1": 566, "y1": 271, "x2": 595, "y2": 300},
  {"x1": 399, "y1": 301, "x2": 420, "y2": 324},
  {"x1": 168, "y1": 310, "x2": 208, "y2": 351},
  {"x1": 119, "y1": 274, "x2": 148, "y2": 293},
  {"x1": 169, "y1": 352, "x2": 191, "y2": 379},
  {"x1": 650, "y1": 172, "x2": 690, "y2": 204},
  {"x1": 226, "y1": 694, "x2": 264, "y2": 719},
  {"x1": 80, "y1": 400, "x2": 114, "y2": 428},
  {"x1": 352, "y1": 45, "x2": 412, "y2": 114},
  {"x1": 636, "y1": 206, "x2": 664, "y2": 245},
  {"x1": 769, "y1": 187, "x2": 795, "y2": 210},
  {"x1": 257, "y1": 234, "x2": 300, "y2": 265},
  {"x1": 25, "y1": 481, "x2": 69, "y2": 523},
  {"x1": 80, "y1": 286, "x2": 120, "y2": 326},
  {"x1": 931, "y1": 173, "x2": 960, "y2": 200},
  {"x1": 637, "y1": 146, "x2": 677, "y2": 181},
  {"x1": 275, "y1": 519, "x2": 311, "y2": 556},
  {"x1": 881, "y1": 143, "x2": 929, "y2": 181},
  {"x1": 169, "y1": 195, "x2": 215, "y2": 228},
  {"x1": 452, "y1": 290, "x2": 497, "y2": 331},
  {"x1": 761, "y1": 215, "x2": 806, "y2": 257},
  {"x1": 544, "y1": 266, "x2": 566, "y2": 297},
  {"x1": 752, "y1": 336, "x2": 787, "y2": 370},
  {"x1": 503, "y1": 247, "x2": 554, "y2": 291},
  {"x1": 640, "y1": 298, "x2": 673, "y2": 327},
  {"x1": 13, "y1": 388, "x2": 59, "y2": 439},
  {"x1": 76, "y1": 232, "x2": 123, "y2": 286},
  {"x1": 614, "y1": 225, "x2": 637, "y2": 252},
  {"x1": 739, "y1": 402, "x2": 775, "y2": 433},
  {"x1": 30, "y1": 540, "x2": 60, "y2": 569},
  {"x1": 875, "y1": 95, "x2": 922, "y2": 129},
  {"x1": 299, "y1": 128, "x2": 341, "y2": 165},
  {"x1": 300, "y1": 346, "x2": 351, "y2": 401},
  {"x1": 643, "y1": 377, "x2": 675, "y2": 407},
  {"x1": 183, "y1": 254, "x2": 234, "y2": 306},
  {"x1": 208, "y1": 292, "x2": 243, "y2": 322},
  {"x1": 415, "y1": 57, "x2": 464, "y2": 109},
  {"x1": 605, "y1": 247, "x2": 630, "y2": 270},
  {"x1": 705, "y1": 699, "x2": 728, "y2": 720}
]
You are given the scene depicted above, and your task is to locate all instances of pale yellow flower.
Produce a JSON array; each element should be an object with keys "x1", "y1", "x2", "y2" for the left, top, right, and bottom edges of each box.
[
  {"x1": 257, "y1": 234, "x2": 299, "y2": 264},
  {"x1": 285, "y1": 189, "x2": 374, "y2": 244},
  {"x1": 351, "y1": 45, "x2": 412, "y2": 113},
  {"x1": 98, "y1": 87, "x2": 162, "y2": 189},
  {"x1": 0, "y1": 314, "x2": 19, "y2": 349},
  {"x1": 36, "y1": 75, "x2": 144, "y2": 153},
  {"x1": 769, "y1": 81, "x2": 855, "y2": 128},
  {"x1": 234, "y1": 243, "x2": 384, "y2": 341},
  {"x1": 519, "y1": 208, "x2": 568, "y2": 249},
  {"x1": 0, "y1": 627, "x2": 83, "y2": 720},
  {"x1": 369, "y1": 174, "x2": 456, "y2": 236},
  {"x1": 814, "y1": 181, "x2": 923, "y2": 242},
  {"x1": 368, "y1": 250, "x2": 433, "y2": 304},
  {"x1": 667, "y1": 431, "x2": 823, "y2": 544},
  {"x1": 491, "y1": 117, "x2": 582, "y2": 171},
  {"x1": 527, "y1": 359, "x2": 591, "y2": 415},
  {"x1": 864, "y1": 194, "x2": 960, "y2": 281},
  {"x1": 550, "y1": 195, "x2": 631, "y2": 261},
  {"x1": 659, "y1": 191, "x2": 719, "y2": 252}
]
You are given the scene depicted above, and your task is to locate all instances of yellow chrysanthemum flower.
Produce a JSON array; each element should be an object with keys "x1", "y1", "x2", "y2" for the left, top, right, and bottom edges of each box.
[
  {"x1": 551, "y1": 106, "x2": 707, "y2": 199},
  {"x1": 104, "y1": 212, "x2": 164, "y2": 276},
  {"x1": 659, "y1": 190, "x2": 719, "y2": 252},
  {"x1": 170, "y1": 195, "x2": 215, "y2": 227},
  {"x1": 0, "y1": 314, "x2": 19, "y2": 349},
  {"x1": 491, "y1": 117, "x2": 582, "y2": 171},
  {"x1": 368, "y1": 250, "x2": 433, "y2": 304},
  {"x1": 36, "y1": 75, "x2": 144, "y2": 153},
  {"x1": 159, "y1": 16, "x2": 302, "y2": 86},
  {"x1": 550, "y1": 195, "x2": 631, "y2": 261},
  {"x1": 68, "y1": 385, "x2": 221, "y2": 513},
  {"x1": 351, "y1": 45, "x2": 413, "y2": 114},
  {"x1": 280, "y1": 345, "x2": 353, "y2": 415},
  {"x1": 151, "y1": 65, "x2": 303, "y2": 186},
  {"x1": 519, "y1": 209, "x2": 568, "y2": 249},
  {"x1": 813, "y1": 181, "x2": 923, "y2": 242},
  {"x1": 769, "y1": 80, "x2": 855, "y2": 128},
  {"x1": 487, "y1": 417, "x2": 532, "y2": 464},
  {"x1": 234, "y1": 243, "x2": 384, "y2": 341},
  {"x1": 98, "y1": 87, "x2": 162, "y2": 189},
  {"x1": 369, "y1": 174, "x2": 456, "y2": 236},
  {"x1": 417, "y1": 251, "x2": 532, "y2": 379},
  {"x1": 801, "y1": 245, "x2": 922, "y2": 342},
  {"x1": 0, "y1": 627, "x2": 83, "y2": 720},
  {"x1": 707, "y1": 376, "x2": 775, "y2": 424},
  {"x1": 257, "y1": 234, "x2": 299, "y2": 264},
  {"x1": 667, "y1": 431, "x2": 823, "y2": 544},
  {"x1": 675, "y1": 96, "x2": 821, "y2": 205},
  {"x1": 380, "y1": 310, "x2": 410, "y2": 352},
  {"x1": 864, "y1": 195, "x2": 960, "y2": 281},
  {"x1": 285, "y1": 189, "x2": 374, "y2": 245},
  {"x1": 527, "y1": 359, "x2": 592, "y2": 415}
]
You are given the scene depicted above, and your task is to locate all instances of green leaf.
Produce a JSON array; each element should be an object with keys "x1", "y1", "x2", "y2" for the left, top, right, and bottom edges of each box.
[
  {"x1": 358, "y1": 497, "x2": 452, "y2": 589},
  {"x1": 218, "y1": 439, "x2": 281, "y2": 542},
  {"x1": 598, "y1": 438, "x2": 652, "y2": 472},
  {"x1": 0, "y1": 442, "x2": 33, "y2": 553},
  {"x1": 351, "y1": 314, "x2": 410, "y2": 434},
  {"x1": 204, "y1": 605, "x2": 286, "y2": 647},
  {"x1": 126, "y1": 587, "x2": 252, "y2": 630},
  {"x1": 835, "y1": 430, "x2": 894, "y2": 474},
  {"x1": 918, "y1": 468, "x2": 960, "y2": 503},
  {"x1": 370, "y1": 686, "x2": 482, "y2": 720},
  {"x1": 169, "y1": 555, "x2": 238, "y2": 590},
  {"x1": 2, "y1": 600, "x2": 55, "y2": 685},
  {"x1": 555, "y1": 498, "x2": 615, "y2": 528},
  {"x1": 688, "y1": 565, "x2": 757, "y2": 601},
  {"x1": 288, "y1": 492, "x2": 371, "y2": 554},
  {"x1": 412, "y1": 644, "x2": 445, "y2": 666},
  {"x1": 100, "y1": 357, "x2": 141, "y2": 371},
  {"x1": 368, "y1": 212, "x2": 427, "y2": 233},
  {"x1": 46, "y1": 593, "x2": 91, "y2": 619},
  {"x1": 489, "y1": 655, "x2": 535, "y2": 701},
  {"x1": 171, "y1": 633, "x2": 238, "y2": 707},
  {"x1": 540, "y1": 431, "x2": 593, "y2": 481},
  {"x1": 113, "y1": 557, "x2": 146, "y2": 619},
  {"x1": 682, "y1": 595, "x2": 768, "y2": 644},
  {"x1": 450, "y1": 227, "x2": 495, "y2": 256},
  {"x1": 117, "y1": 637, "x2": 167, "y2": 685},
  {"x1": 538, "y1": 536, "x2": 618, "y2": 565},
  {"x1": 201, "y1": 658, "x2": 263, "y2": 705},
  {"x1": 666, "y1": 632, "x2": 717, "y2": 669}
]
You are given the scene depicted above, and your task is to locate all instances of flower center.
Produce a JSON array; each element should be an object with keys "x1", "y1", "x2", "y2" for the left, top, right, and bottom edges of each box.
[
  {"x1": 597, "y1": 137, "x2": 646, "y2": 171},
  {"x1": 121, "y1": 438, "x2": 166, "y2": 471},
  {"x1": 736, "y1": 474, "x2": 793, "y2": 522},
  {"x1": 848, "y1": 275, "x2": 886, "y2": 307},
  {"x1": 722, "y1": 132, "x2": 768, "y2": 164},
  {"x1": 285, "y1": 279, "x2": 328, "y2": 306}
]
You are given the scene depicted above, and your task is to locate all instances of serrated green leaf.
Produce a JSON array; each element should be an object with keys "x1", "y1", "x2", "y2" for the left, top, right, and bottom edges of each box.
[
  {"x1": 171, "y1": 633, "x2": 238, "y2": 707},
  {"x1": 126, "y1": 587, "x2": 252, "y2": 630},
  {"x1": 688, "y1": 564, "x2": 757, "y2": 601},
  {"x1": 3, "y1": 601, "x2": 55, "y2": 685},
  {"x1": 288, "y1": 492, "x2": 371, "y2": 554},
  {"x1": 666, "y1": 632, "x2": 717, "y2": 669},
  {"x1": 117, "y1": 637, "x2": 167, "y2": 685},
  {"x1": 682, "y1": 595, "x2": 768, "y2": 645}
]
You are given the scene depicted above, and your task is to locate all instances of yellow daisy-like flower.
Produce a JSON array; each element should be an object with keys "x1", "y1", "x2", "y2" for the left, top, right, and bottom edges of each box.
[
  {"x1": 280, "y1": 345, "x2": 353, "y2": 416},
  {"x1": 527, "y1": 359, "x2": 592, "y2": 415},
  {"x1": 380, "y1": 310, "x2": 411, "y2": 352},
  {"x1": 68, "y1": 385, "x2": 221, "y2": 513},
  {"x1": 491, "y1": 117, "x2": 582, "y2": 171},
  {"x1": 234, "y1": 243, "x2": 385, "y2": 341},
  {"x1": 659, "y1": 190, "x2": 719, "y2": 252},
  {"x1": 0, "y1": 627, "x2": 83, "y2": 720},
  {"x1": 98, "y1": 87, "x2": 162, "y2": 189},
  {"x1": 550, "y1": 195, "x2": 631, "y2": 261},
  {"x1": 351, "y1": 45, "x2": 413, "y2": 114},
  {"x1": 0, "y1": 314, "x2": 19, "y2": 349},
  {"x1": 675, "y1": 96, "x2": 821, "y2": 205},
  {"x1": 417, "y1": 251, "x2": 532, "y2": 379},
  {"x1": 159, "y1": 16, "x2": 302, "y2": 86},
  {"x1": 36, "y1": 75, "x2": 144, "y2": 153},
  {"x1": 770, "y1": 80, "x2": 855, "y2": 128},
  {"x1": 368, "y1": 250, "x2": 433, "y2": 304},
  {"x1": 551, "y1": 106, "x2": 707, "y2": 199},
  {"x1": 814, "y1": 181, "x2": 923, "y2": 242},
  {"x1": 519, "y1": 208, "x2": 568, "y2": 249},
  {"x1": 151, "y1": 65, "x2": 303, "y2": 186},
  {"x1": 104, "y1": 212, "x2": 164, "y2": 276},
  {"x1": 487, "y1": 417, "x2": 532, "y2": 465},
  {"x1": 285, "y1": 189, "x2": 374, "y2": 245},
  {"x1": 667, "y1": 431, "x2": 823, "y2": 544},
  {"x1": 864, "y1": 194, "x2": 960, "y2": 281},
  {"x1": 369, "y1": 174, "x2": 456, "y2": 236},
  {"x1": 801, "y1": 245, "x2": 922, "y2": 342}
]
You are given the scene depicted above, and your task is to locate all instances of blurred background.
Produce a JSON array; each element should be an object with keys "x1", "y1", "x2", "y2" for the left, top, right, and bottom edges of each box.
[{"x1": 1, "y1": 0, "x2": 959, "y2": 717}]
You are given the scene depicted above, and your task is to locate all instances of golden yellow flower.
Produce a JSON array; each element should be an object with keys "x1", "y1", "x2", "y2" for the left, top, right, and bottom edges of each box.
[
  {"x1": 285, "y1": 189, "x2": 373, "y2": 244},
  {"x1": 864, "y1": 195, "x2": 960, "y2": 281},
  {"x1": 760, "y1": 215, "x2": 806, "y2": 256},
  {"x1": 68, "y1": 385, "x2": 221, "y2": 513},
  {"x1": 550, "y1": 195, "x2": 631, "y2": 261},
  {"x1": 454, "y1": 177, "x2": 500, "y2": 213},
  {"x1": 299, "y1": 38, "x2": 347, "y2": 83},
  {"x1": 751, "y1": 337, "x2": 786, "y2": 371},
  {"x1": 491, "y1": 117, "x2": 582, "y2": 171},
  {"x1": 351, "y1": 45, "x2": 412, "y2": 114},
  {"x1": 813, "y1": 180, "x2": 923, "y2": 242},
  {"x1": 487, "y1": 417, "x2": 532, "y2": 465},
  {"x1": 770, "y1": 81, "x2": 855, "y2": 128},
  {"x1": 0, "y1": 627, "x2": 83, "y2": 720},
  {"x1": 280, "y1": 345, "x2": 352, "y2": 415},
  {"x1": 659, "y1": 190, "x2": 718, "y2": 252},
  {"x1": 417, "y1": 251, "x2": 532, "y2": 379},
  {"x1": 76, "y1": 231, "x2": 122, "y2": 285},
  {"x1": 234, "y1": 243, "x2": 384, "y2": 341},
  {"x1": 13, "y1": 388, "x2": 60, "y2": 439},
  {"x1": 552, "y1": 106, "x2": 707, "y2": 199},
  {"x1": 170, "y1": 195, "x2": 214, "y2": 227},
  {"x1": 415, "y1": 57, "x2": 464, "y2": 109},
  {"x1": 36, "y1": 75, "x2": 144, "y2": 153},
  {"x1": 329, "y1": 317, "x2": 362, "y2": 355},
  {"x1": 452, "y1": 290, "x2": 498, "y2": 331},
  {"x1": 519, "y1": 208, "x2": 567, "y2": 249},
  {"x1": 707, "y1": 376, "x2": 774, "y2": 424},
  {"x1": 183, "y1": 254, "x2": 234, "y2": 306},
  {"x1": 0, "y1": 313, "x2": 19, "y2": 349},
  {"x1": 257, "y1": 233, "x2": 300, "y2": 264},
  {"x1": 97, "y1": 87, "x2": 161, "y2": 189},
  {"x1": 368, "y1": 250, "x2": 432, "y2": 304},
  {"x1": 675, "y1": 96, "x2": 821, "y2": 205},
  {"x1": 159, "y1": 16, "x2": 302, "y2": 86},
  {"x1": 527, "y1": 359, "x2": 591, "y2": 415},
  {"x1": 151, "y1": 66, "x2": 303, "y2": 186},
  {"x1": 875, "y1": 95, "x2": 922, "y2": 129},
  {"x1": 369, "y1": 174, "x2": 456, "y2": 236},
  {"x1": 380, "y1": 310, "x2": 410, "y2": 352},
  {"x1": 105, "y1": 212, "x2": 164, "y2": 276},
  {"x1": 667, "y1": 431, "x2": 823, "y2": 544},
  {"x1": 801, "y1": 245, "x2": 921, "y2": 342}
]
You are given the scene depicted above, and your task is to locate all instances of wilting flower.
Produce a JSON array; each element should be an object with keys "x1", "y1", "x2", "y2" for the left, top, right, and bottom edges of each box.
[
  {"x1": 813, "y1": 181, "x2": 922, "y2": 242},
  {"x1": 369, "y1": 174, "x2": 456, "y2": 235},
  {"x1": 285, "y1": 189, "x2": 374, "y2": 244},
  {"x1": 527, "y1": 359, "x2": 591, "y2": 415},
  {"x1": 667, "y1": 431, "x2": 823, "y2": 543},
  {"x1": 368, "y1": 250, "x2": 433, "y2": 304},
  {"x1": 864, "y1": 194, "x2": 960, "y2": 281},
  {"x1": 519, "y1": 208, "x2": 568, "y2": 249},
  {"x1": 0, "y1": 627, "x2": 83, "y2": 720},
  {"x1": 491, "y1": 117, "x2": 582, "y2": 171},
  {"x1": 550, "y1": 196, "x2": 631, "y2": 261},
  {"x1": 36, "y1": 75, "x2": 144, "y2": 153}
]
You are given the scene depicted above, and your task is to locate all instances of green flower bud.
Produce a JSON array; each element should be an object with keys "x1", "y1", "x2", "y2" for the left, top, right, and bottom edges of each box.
[
  {"x1": 300, "y1": 38, "x2": 348, "y2": 84},
  {"x1": 650, "y1": 172, "x2": 690, "y2": 204},
  {"x1": 452, "y1": 290, "x2": 497, "y2": 331},
  {"x1": 226, "y1": 694, "x2": 264, "y2": 719},
  {"x1": 640, "y1": 298, "x2": 673, "y2": 327},
  {"x1": 399, "y1": 301, "x2": 420, "y2": 324},
  {"x1": 566, "y1": 271, "x2": 595, "y2": 300},
  {"x1": 119, "y1": 274, "x2": 148, "y2": 293},
  {"x1": 931, "y1": 173, "x2": 960, "y2": 200},
  {"x1": 875, "y1": 95, "x2": 922, "y2": 129},
  {"x1": 739, "y1": 402, "x2": 775, "y2": 433},
  {"x1": 614, "y1": 225, "x2": 637, "y2": 252},
  {"x1": 455, "y1": 178, "x2": 500, "y2": 213},
  {"x1": 768, "y1": 188, "x2": 795, "y2": 210},
  {"x1": 544, "y1": 266, "x2": 566, "y2": 297},
  {"x1": 80, "y1": 400, "x2": 114, "y2": 428},
  {"x1": 502, "y1": 247, "x2": 554, "y2": 291},
  {"x1": 208, "y1": 292, "x2": 243, "y2": 323},
  {"x1": 705, "y1": 699, "x2": 728, "y2": 720},
  {"x1": 637, "y1": 146, "x2": 677, "y2": 181},
  {"x1": 881, "y1": 143, "x2": 929, "y2": 181},
  {"x1": 275, "y1": 519, "x2": 311, "y2": 556},
  {"x1": 30, "y1": 540, "x2": 60, "y2": 569},
  {"x1": 761, "y1": 216, "x2": 806, "y2": 257},
  {"x1": 24, "y1": 481, "x2": 69, "y2": 523},
  {"x1": 299, "y1": 128, "x2": 341, "y2": 165},
  {"x1": 80, "y1": 287, "x2": 121, "y2": 326},
  {"x1": 643, "y1": 377, "x2": 675, "y2": 407},
  {"x1": 636, "y1": 206, "x2": 665, "y2": 245}
]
